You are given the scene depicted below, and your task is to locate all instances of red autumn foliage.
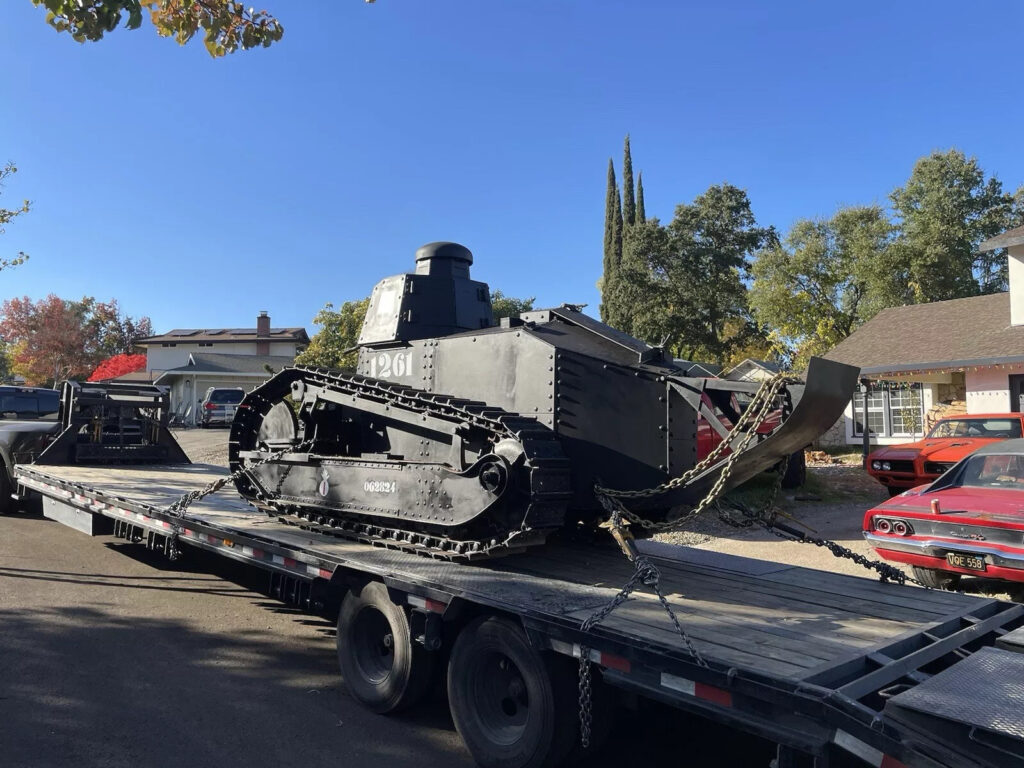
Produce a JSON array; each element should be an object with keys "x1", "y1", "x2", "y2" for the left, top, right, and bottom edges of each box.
[{"x1": 88, "y1": 353, "x2": 147, "y2": 382}]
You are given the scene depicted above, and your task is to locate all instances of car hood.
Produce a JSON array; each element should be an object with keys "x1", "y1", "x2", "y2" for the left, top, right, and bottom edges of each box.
[
  {"x1": 869, "y1": 437, "x2": 999, "y2": 463},
  {"x1": 878, "y1": 486, "x2": 1024, "y2": 524},
  {"x1": 0, "y1": 420, "x2": 60, "y2": 438}
]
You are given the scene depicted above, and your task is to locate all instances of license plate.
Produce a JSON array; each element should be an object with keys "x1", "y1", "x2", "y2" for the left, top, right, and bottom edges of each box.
[{"x1": 946, "y1": 552, "x2": 986, "y2": 571}]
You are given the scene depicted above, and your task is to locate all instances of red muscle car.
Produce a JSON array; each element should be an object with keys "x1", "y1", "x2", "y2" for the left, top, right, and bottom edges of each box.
[
  {"x1": 866, "y1": 413, "x2": 1024, "y2": 495},
  {"x1": 863, "y1": 440, "x2": 1024, "y2": 597}
]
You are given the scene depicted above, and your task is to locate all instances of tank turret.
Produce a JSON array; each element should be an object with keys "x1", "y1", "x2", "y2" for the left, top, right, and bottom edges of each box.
[{"x1": 357, "y1": 242, "x2": 493, "y2": 347}]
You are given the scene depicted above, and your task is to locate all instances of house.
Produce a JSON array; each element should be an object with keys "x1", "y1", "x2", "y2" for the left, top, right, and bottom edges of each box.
[
  {"x1": 137, "y1": 312, "x2": 309, "y2": 425},
  {"x1": 821, "y1": 225, "x2": 1024, "y2": 446},
  {"x1": 724, "y1": 358, "x2": 781, "y2": 383}
]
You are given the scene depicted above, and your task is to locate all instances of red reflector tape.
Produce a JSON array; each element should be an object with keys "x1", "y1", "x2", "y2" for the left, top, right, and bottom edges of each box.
[
  {"x1": 660, "y1": 673, "x2": 732, "y2": 707},
  {"x1": 592, "y1": 649, "x2": 631, "y2": 673},
  {"x1": 694, "y1": 682, "x2": 732, "y2": 707}
]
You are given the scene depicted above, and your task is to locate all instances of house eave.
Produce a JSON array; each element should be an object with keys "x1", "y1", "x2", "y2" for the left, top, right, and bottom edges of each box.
[{"x1": 860, "y1": 354, "x2": 1024, "y2": 376}]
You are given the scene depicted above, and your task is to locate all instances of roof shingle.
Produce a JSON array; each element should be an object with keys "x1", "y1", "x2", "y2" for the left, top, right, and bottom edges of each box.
[{"x1": 824, "y1": 292, "x2": 1024, "y2": 373}]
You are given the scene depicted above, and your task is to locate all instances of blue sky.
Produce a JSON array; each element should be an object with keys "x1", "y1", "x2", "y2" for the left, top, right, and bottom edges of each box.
[{"x1": 1, "y1": 1, "x2": 1022, "y2": 335}]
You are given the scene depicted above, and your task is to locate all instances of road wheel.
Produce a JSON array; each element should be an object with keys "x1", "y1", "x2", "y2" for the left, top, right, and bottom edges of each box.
[
  {"x1": 911, "y1": 566, "x2": 961, "y2": 590},
  {"x1": 447, "y1": 616, "x2": 577, "y2": 768},
  {"x1": 337, "y1": 581, "x2": 433, "y2": 713}
]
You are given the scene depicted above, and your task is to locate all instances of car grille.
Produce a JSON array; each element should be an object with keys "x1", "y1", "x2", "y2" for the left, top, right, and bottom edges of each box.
[
  {"x1": 886, "y1": 460, "x2": 915, "y2": 473},
  {"x1": 924, "y1": 461, "x2": 955, "y2": 476}
]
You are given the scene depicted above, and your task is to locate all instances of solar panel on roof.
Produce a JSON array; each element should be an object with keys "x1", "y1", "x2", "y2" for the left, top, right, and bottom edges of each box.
[{"x1": 170, "y1": 329, "x2": 200, "y2": 337}]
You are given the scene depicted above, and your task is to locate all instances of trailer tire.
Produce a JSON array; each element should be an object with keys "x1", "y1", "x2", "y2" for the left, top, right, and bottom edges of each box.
[
  {"x1": 911, "y1": 566, "x2": 961, "y2": 590},
  {"x1": 337, "y1": 581, "x2": 433, "y2": 713},
  {"x1": 0, "y1": 467, "x2": 13, "y2": 515},
  {"x1": 447, "y1": 616, "x2": 576, "y2": 768}
]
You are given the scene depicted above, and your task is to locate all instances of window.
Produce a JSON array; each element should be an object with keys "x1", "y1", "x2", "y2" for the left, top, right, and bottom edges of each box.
[
  {"x1": 199, "y1": 342, "x2": 213, "y2": 347},
  {"x1": 927, "y1": 418, "x2": 1022, "y2": 439},
  {"x1": 161, "y1": 342, "x2": 177, "y2": 347},
  {"x1": 852, "y1": 383, "x2": 924, "y2": 438}
]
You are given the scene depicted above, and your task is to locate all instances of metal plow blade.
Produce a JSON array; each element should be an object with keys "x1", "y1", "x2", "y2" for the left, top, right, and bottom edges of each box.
[{"x1": 639, "y1": 357, "x2": 860, "y2": 510}]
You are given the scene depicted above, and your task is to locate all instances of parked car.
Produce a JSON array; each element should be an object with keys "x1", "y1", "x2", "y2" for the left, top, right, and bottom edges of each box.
[
  {"x1": 200, "y1": 387, "x2": 246, "y2": 427},
  {"x1": 863, "y1": 439, "x2": 1024, "y2": 598},
  {"x1": 0, "y1": 385, "x2": 61, "y2": 513},
  {"x1": 865, "y1": 413, "x2": 1024, "y2": 495}
]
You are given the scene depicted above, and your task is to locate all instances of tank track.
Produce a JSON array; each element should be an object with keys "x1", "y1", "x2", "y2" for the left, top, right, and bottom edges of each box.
[{"x1": 230, "y1": 365, "x2": 571, "y2": 560}]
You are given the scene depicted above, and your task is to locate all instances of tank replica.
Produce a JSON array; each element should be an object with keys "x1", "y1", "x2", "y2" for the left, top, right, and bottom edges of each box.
[{"x1": 229, "y1": 242, "x2": 857, "y2": 558}]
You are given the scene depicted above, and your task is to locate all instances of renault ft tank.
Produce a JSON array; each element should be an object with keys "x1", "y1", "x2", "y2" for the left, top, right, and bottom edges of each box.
[{"x1": 229, "y1": 242, "x2": 858, "y2": 558}]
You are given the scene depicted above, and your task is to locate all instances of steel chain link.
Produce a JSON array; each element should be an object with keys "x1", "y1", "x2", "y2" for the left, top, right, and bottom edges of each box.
[{"x1": 166, "y1": 439, "x2": 312, "y2": 517}]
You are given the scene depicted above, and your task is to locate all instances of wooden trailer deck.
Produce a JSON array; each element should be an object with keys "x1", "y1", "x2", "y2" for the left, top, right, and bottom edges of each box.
[{"x1": 17, "y1": 462, "x2": 989, "y2": 685}]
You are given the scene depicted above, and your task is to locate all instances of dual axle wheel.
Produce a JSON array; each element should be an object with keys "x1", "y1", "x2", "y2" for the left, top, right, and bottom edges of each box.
[{"x1": 336, "y1": 581, "x2": 592, "y2": 767}]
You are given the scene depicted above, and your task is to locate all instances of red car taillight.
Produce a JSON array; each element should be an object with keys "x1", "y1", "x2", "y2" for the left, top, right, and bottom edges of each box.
[
  {"x1": 892, "y1": 520, "x2": 909, "y2": 536},
  {"x1": 204, "y1": 402, "x2": 217, "y2": 410},
  {"x1": 874, "y1": 518, "x2": 892, "y2": 533}
]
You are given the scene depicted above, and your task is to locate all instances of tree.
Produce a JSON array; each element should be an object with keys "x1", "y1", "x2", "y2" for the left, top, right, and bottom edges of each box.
[
  {"x1": 27, "y1": 0, "x2": 308, "y2": 56},
  {"x1": 890, "y1": 149, "x2": 1013, "y2": 300},
  {"x1": 490, "y1": 290, "x2": 534, "y2": 320},
  {"x1": 609, "y1": 184, "x2": 774, "y2": 364},
  {"x1": 88, "y1": 352, "x2": 146, "y2": 381},
  {"x1": 749, "y1": 205, "x2": 894, "y2": 368},
  {"x1": 1, "y1": 295, "x2": 95, "y2": 384},
  {"x1": 0, "y1": 294, "x2": 150, "y2": 384},
  {"x1": 294, "y1": 298, "x2": 371, "y2": 370},
  {"x1": 636, "y1": 171, "x2": 646, "y2": 224},
  {"x1": 622, "y1": 135, "x2": 636, "y2": 227},
  {"x1": 85, "y1": 298, "x2": 153, "y2": 356},
  {"x1": 1, "y1": 162, "x2": 30, "y2": 273},
  {"x1": 600, "y1": 159, "x2": 620, "y2": 323}
]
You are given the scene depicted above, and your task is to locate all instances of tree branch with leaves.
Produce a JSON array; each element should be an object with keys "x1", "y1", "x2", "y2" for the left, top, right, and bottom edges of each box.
[{"x1": 0, "y1": 163, "x2": 30, "y2": 273}]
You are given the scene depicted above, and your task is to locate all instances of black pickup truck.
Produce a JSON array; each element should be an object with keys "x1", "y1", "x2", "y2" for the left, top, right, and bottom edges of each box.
[
  {"x1": 0, "y1": 385, "x2": 61, "y2": 513},
  {"x1": 0, "y1": 381, "x2": 187, "y2": 514}
]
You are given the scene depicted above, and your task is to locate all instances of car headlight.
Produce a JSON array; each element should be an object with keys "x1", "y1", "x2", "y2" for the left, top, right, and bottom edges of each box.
[
  {"x1": 871, "y1": 460, "x2": 881, "y2": 470},
  {"x1": 881, "y1": 461, "x2": 891, "y2": 471}
]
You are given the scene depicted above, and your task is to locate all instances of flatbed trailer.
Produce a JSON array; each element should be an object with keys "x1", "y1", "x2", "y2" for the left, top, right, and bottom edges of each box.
[{"x1": 14, "y1": 461, "x2": 1024, "y2": 768}]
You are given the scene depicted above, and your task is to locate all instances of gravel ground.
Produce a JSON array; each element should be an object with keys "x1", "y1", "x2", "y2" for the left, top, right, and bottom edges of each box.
[
  {"x1": 170, "y1": 429, "x2": 1018, "y2": 602},
  {"x1": 173, "y1": 427, "x2": 231, "y2": 467}
]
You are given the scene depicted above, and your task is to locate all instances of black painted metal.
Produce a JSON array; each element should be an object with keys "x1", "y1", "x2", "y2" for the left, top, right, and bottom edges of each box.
[
  {"x1": 229, "y1": 243, "x2": 858, "y2": 555},
  {"x1": 35, "y1": 380, "x2": 189, "y2": 466}
]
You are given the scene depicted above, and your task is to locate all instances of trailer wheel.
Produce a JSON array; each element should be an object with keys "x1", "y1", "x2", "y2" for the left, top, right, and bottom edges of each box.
[
  {"x1": 447, "y1": 616, "x2": 576, "y2": 768},
  {"x1": 911, "y1": 566, "x2": 961, "y2": 590},
  {"x1": 0, "y1": 468, "x2": 12, "y2": 515},
  {"x1": 337, "y1": 581, "x2": 433, "y2": 713}
]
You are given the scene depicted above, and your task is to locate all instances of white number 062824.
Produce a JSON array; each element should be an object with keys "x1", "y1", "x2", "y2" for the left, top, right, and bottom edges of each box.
[{"x1": 363, "y1": 480, "x2": 397, "y2": 494}]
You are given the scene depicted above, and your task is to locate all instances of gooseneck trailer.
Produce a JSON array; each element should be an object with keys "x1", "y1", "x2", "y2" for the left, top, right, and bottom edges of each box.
[{"x1": 14, "y1": 460, "x2": 1024, "y2": 768}]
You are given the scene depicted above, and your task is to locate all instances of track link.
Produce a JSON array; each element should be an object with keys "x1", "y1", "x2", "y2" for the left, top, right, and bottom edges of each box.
[{"x1": 229, "y1": 366, "x2": 571, "y2": 560}]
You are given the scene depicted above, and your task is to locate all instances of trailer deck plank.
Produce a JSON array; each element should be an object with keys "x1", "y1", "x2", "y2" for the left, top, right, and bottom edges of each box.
[{"x1": 18, "y1": 462, "x2": 988, "y2": 684}]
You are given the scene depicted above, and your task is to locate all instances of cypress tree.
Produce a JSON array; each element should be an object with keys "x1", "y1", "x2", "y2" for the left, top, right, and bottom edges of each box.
[
  {"x1": 613, "y1": 185, "x2": 623, "y2": 269},
  {"x1": 601, "y1": 158, "x2": 619, "y2": 322},
  {"x1": 622, "y1": 135, "x2": 636, "y2": 227},
  {"x1": 636, "y1": 171, "x2": 646, "y2": 224}
]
